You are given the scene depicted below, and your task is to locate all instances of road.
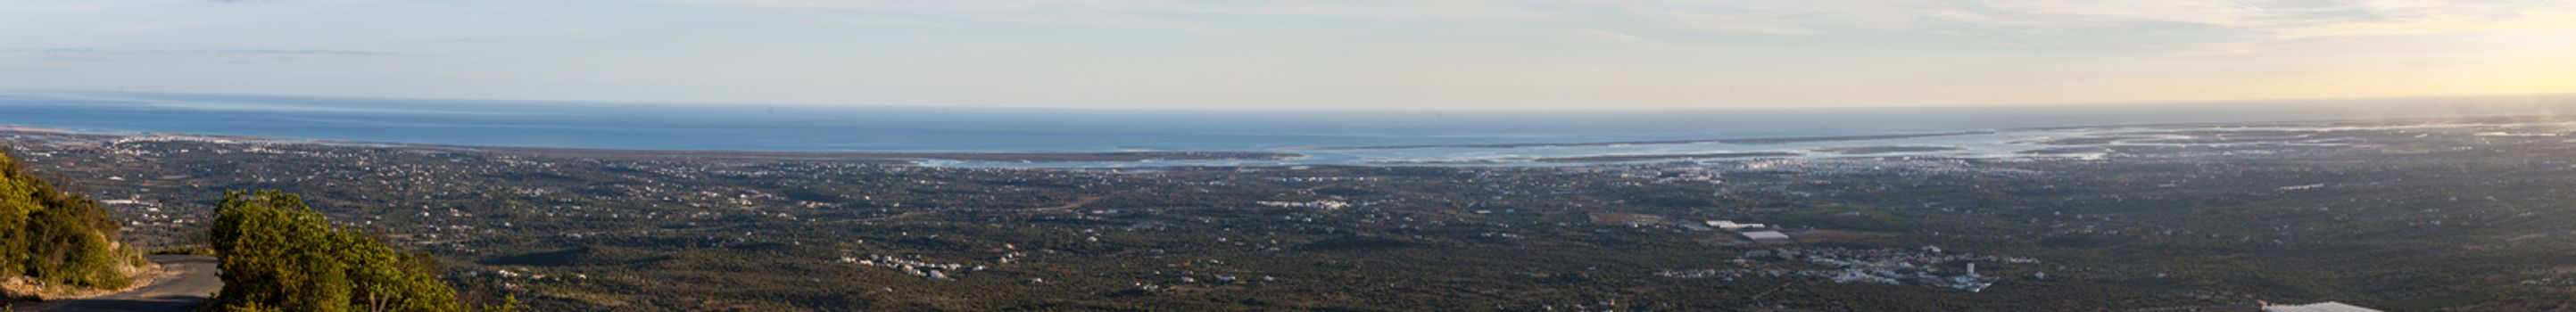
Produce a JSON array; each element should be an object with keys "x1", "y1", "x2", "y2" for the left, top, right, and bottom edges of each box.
[{"x1": 22, "y1": 255, "x2": 221, "y2": 312}]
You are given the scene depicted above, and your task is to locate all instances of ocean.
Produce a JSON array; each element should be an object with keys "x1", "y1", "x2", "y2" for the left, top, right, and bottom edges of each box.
[{"x1": 3, "y1": 91, "x2": 2571, "y2": 167}]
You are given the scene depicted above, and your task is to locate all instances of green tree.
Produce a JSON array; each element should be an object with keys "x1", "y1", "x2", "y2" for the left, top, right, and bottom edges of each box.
[
  {"x1": 209, "y1": 191, "x2": 466, "y2": 312},
  {"x1": 479, "y1": 295, "x2": 525, "y2": 312},
  {"x1": 0, "y1": 148, "x2": 136, "y2": 290}
]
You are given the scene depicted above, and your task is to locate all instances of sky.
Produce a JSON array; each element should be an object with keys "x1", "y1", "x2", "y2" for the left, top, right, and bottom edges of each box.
[{"x1": 1, "y1": 0, "x2": 2572, "y2": 110}]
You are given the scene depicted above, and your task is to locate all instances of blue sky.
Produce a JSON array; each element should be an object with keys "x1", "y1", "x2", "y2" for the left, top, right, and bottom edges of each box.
[{"x1": 2, "y1": 0, "x2": 2572, "y2": 110}]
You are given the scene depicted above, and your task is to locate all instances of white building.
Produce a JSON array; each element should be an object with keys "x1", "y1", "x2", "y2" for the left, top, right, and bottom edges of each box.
[
  {"x1": 1741, "y1": 231, "x2": 1791, "y2": 242},
  {"x1": 1706, "y1": 220, "x2": 1767, "y2": 231}
]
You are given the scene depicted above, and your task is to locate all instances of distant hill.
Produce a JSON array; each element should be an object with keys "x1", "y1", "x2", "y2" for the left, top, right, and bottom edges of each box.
[{"x1": 0, "y1": 149, "x2": 148, "y2": 300}]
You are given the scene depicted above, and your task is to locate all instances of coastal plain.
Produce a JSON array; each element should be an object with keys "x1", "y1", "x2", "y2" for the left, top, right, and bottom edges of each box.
[{"x1": 7, "y1": 116, "x2": 2576, "y2": 311}]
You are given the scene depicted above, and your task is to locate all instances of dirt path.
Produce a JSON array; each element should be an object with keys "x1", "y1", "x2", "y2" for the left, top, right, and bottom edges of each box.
[{"x1": 22, "y1": 255, "x2": 220, "y2": 312}]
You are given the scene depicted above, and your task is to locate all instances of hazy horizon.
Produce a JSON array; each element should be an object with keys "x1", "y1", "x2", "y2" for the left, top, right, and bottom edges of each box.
[
  {"x1": 12, "y1": 3, "x2": 2576, "y2": 310},
  {"x1": 5, "y1": 0, "x2": 2572, "y2": 110},
  {"x1": 9, "y1": 88, "x2": 2576, "y2": 113},
  {"x1": 8, "y1": 91, "x2": 2576, "y2": 163}
]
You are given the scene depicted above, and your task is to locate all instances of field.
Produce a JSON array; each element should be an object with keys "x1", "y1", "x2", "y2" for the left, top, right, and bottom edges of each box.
[{"x1": 7, "y1": 117, "x2": 2576, "y2": 311}]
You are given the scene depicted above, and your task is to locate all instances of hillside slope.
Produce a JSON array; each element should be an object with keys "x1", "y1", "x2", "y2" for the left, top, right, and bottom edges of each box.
[{"x1": 0, "y1": 149, "x2": 149, "y2": 301}]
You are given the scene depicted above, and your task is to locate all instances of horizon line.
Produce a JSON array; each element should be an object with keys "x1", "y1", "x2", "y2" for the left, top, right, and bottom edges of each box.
[{"x1": 12, "y1": 88, "x2": 2575, "y2": 113}]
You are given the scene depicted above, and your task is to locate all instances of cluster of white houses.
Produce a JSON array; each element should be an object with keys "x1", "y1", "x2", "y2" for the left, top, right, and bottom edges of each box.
[
  {"x1": 1255, "y1": 200, "x2": 1351, "y2": 209},
  {"x1": 841, "y1": 254, "x2": 978, "y2": 280}
]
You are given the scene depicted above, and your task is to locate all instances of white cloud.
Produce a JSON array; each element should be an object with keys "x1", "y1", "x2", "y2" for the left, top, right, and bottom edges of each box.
[
  {"x1": 1596, "y1": 1, "x2": 2557, "y2": 34},
  {"x1": 2270, "y1": 8, "x2": 2576, "y2": 39},
  {"x1": 663, "y1": 0, "x2": 1554, "y2": 21},
  {"x1": 675, "y1": 0, "x2": 2576, "y2": 45},
  {"x1": 12, "y1": 0, "x2": 2571, "y2": 109}
]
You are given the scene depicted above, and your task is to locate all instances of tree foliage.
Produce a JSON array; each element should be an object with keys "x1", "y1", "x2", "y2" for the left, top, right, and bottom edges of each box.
[
  {"x1": 0, "y1": 149, "x2": 135, "y2": 290},
  {"x1": 209, "y1": 190, "x2": 465, "y2": 312}
]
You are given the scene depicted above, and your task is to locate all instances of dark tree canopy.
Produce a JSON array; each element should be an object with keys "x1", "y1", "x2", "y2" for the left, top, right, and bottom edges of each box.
[{"x1": 209, "y1": 190, "x2": 467, "y2": 312}]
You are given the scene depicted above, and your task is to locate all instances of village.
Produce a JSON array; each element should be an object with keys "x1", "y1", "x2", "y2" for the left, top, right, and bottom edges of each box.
[{"x1": 4, "y1": 119, "x2": 2555, "y2": 310}]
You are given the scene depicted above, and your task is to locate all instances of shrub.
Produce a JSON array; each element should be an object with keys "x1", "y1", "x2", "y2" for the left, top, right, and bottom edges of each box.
[
  {"x1": 0, "y1": 149, "x2": 136, "y2": 290},
  {"x1": 209, "y1": 191, "x2": 465, "y2": 312}
]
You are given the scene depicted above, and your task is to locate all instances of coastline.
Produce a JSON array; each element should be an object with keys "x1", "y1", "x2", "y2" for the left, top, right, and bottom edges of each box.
[
  {"x1": 0, "y1": 126, "x2": 1303, "y2": 164},
  {"x1": 1280, "y1": 131, "x2": 1997, "y2": 151},
  {"x1": 13, "y1": 112, "x2": 2575, "y2": 168}
]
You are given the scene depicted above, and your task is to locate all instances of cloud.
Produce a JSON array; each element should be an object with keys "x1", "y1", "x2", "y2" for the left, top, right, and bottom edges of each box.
[
  {"x1": 0, "y1": 48, "x2": 400, "y2": 56},
  {"x1": 210, "y1": 49, "x2": 402, "y2": 56},
  {"x1": 669, "y1": 0, "x2": 2576, "y2": 42},
  {"x1": 663, "y1": 0, "x2": 1553, "y2": 21},
  {"x1": 1560, "y1": 0, "x2": 2576, "y2": 60},
  {"x1": 2, "y1": 48, "x2": 402, "y2": 64},
  {"x1": 2269, "y1": 8, "x2": 2576, "y2": 40},
  {"x1": 1626, "y1": 0, "x2": 2574, "y2": 36}
]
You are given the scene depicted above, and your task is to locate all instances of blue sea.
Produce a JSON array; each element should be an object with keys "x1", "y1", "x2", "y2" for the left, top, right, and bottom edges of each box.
[{"x1": 4, "y1": 91, "x2": 2572, "y2": 167}]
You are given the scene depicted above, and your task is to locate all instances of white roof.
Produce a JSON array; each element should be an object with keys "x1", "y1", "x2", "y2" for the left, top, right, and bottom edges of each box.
[
  {"x1": 1742, "y1": 231, "x2": 1791, "y2": 241},
  {"x1": 2265, "y1": 302, "x2": 2381, "y2": 312},
  {"x1": 1708, "y1": 220, "x2": 1766, "y2": 229}
]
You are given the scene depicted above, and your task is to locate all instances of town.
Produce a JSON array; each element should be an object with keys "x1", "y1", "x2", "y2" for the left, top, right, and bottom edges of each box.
[{"x1": 6, "y1": 117, "x2": 2573, "y2": 311}]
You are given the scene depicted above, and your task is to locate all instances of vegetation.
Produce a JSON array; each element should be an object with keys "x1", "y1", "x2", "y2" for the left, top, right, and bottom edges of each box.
[
  {"x1": 0, "y1": 149, "x2": 140, "y2": 293},
  {"x1": 146, "y1": 245, "x2": 215, "y2": 256},
  {"x1": 208, "y1": 191, "x2": 466, "y2": 312},
  {"x1": 14, "y1": 118, "x2": 2576, "y2": 310}
]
